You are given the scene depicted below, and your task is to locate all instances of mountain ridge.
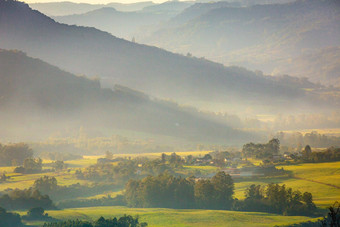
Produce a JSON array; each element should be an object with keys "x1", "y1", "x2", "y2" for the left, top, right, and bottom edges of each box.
[
  {"x1": 0, "y1": 49, "x2": 255, "y2": 143},
  {"x1": 142, "y1": 0, "x2": 340, "y2": 86},
  {"x1": 0, "y1": 0, "x2": 338, "y2": 115}
]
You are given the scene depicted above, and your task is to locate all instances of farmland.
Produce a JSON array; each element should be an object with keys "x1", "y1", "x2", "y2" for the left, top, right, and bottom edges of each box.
[
  {"x1": 234, "y1": 162, "x2": 340, "y2": 208},
  {"x1": 1, "y1": 154, "x2": 339, "y2": 226},
  {"x1": 20, "y1": 206, "x2": 320, "y2": 227}
]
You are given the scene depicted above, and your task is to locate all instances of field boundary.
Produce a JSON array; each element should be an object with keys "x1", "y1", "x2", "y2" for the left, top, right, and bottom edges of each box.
[{"x1": 293, "y1": 176, "x2": 340, "y2": 189}]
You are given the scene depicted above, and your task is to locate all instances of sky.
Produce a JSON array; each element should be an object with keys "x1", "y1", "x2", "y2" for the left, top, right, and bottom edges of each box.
[{"x1": 24, "y1": 0, "x2": 171, "y2": 4}]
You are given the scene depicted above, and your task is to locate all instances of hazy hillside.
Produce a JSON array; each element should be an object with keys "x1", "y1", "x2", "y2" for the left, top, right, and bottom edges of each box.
[
  {"x1": 167, "y1": 2, "x2": 241, "y2": 26},
  {"x1": 273, "y1": 46, "x2": 340, "y2": 87},
  {"x1": 0, "y1": 49, "x2": 256, "y2": 143},
  {"x1": 0, "y1": 0, "x2": 338, "y2": 116},
  {"x1": 29, "y1": 1, "x2": 155, "y2": 16},
  {"x1": 168, "y1": 0, "x2": 295, "y2": 26},
  {"x1": 54, "y1": 7, "x2": 173, "y2": 40},
  {"x1": 143, "y1": 0, "x2": 340, "y2": 86},
  {"x1": 141, "y1": 1, "x2": 193, "y2": 15}
]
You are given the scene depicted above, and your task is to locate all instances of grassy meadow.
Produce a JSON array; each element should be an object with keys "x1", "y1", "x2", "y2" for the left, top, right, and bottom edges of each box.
[
  {"x1": 234, "y1": 162, "x2": 340, "y2": 208},
  {"x1": 20, "y1": 206, "x2": 321, "y2": 227}
]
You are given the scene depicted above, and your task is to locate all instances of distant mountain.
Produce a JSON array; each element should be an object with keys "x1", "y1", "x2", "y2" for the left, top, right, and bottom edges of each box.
[
  {"x1": 272, "y1": 46, "x2": 340, "y2": 87},
  {"x1": 216, "y1": 0, "x2": 295, "y2": 5},
  {"x1": 141, "y1": 1, "x2": 194, "y2": 15},
  {"x1": 143, "y1": 0, "x2": 340, "y2": 86},
  {"x1": 0, "y1": 49, "x2": 255, "y2": 143},
  {"x1": 0, "y1": 0, "x2": 338, "y2": 116},
  {"x1": 167, "y1": 2, "x2": 242, "y2": 26},
  {"x1": 54, "y1": 7, "x2": 173, "y2": 40},
  {"x1": 167, "y1": 0, "x2": 295, "y2": 26},
  {"x1": 105, "y1": 1, "x2": 155, "y2": 12},
  {"x1": 29, "y1": 1, "x2": 155, "y2": 16}
]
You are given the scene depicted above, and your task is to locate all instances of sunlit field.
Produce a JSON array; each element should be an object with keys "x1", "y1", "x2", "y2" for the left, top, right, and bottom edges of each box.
[
  {"x1": 20, "y1": 206, "x2": 320, "y2": 227},
  {"x1": 1, "y1": 158, "x2": 339, "y2": 208},
  {"x1": 0, "y1": 151, "x2": 338, "y2": 226},
  {"x1": 234, "y1": 162, "x2": 340, "y2": 208}
]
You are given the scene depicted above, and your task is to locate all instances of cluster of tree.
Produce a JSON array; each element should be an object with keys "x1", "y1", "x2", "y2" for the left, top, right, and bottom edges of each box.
[
  {"x1": 0, "y1": 173, "x2": 10, "y2": 182},
  {"x1": 76, "y1": 155, "x2": 182, "y2": 184},
  {"x1": 33, "y1": 176, "x2": 120, "y2": 201},
  {"x1": 125, "y1": 171, "x2": 234, "y2": 210},
  {"x1": 0, "y1": 143, "x2": 33, "y2": 166},
  {"x1": 299, "y1": 146, "x2": 340, "y2": 163},
  {"x1": 277, "y1": 131, "x2": 340, "y2": 149},
  {"x1": 283, "y1": 202, "x2": 339, "y2": 227},
  {"x1": 50, "y1": 161, "x2": 68, "y2": 171},
  {"x1": 14, "y1": 158, "x2": 42, "y2": 174},
  {"x1": 160, "y1": 152, "x2": 184, "y2": 168},
  {"x1": 22, "y1": 207, "x2": 55, "y2": 221},
  {"x1": 242, "y1": 139, "x2": 280, "y2": 160},
  {"x1": 234, "y1": 184, "x2": 316, "y2": 216},
  {"x1": 0, "y1": 206, "x2": 22, "y2": 227},
  {"x1": 0, "y1": 188, "x2": 54, "y2": 210},
  {"x1": 43, "y1": 215, "x2": 147, "y2": 227}
]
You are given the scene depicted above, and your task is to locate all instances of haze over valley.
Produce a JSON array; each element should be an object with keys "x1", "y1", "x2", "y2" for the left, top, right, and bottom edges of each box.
[{"x1": 0, "y1": 0, "x2": 339, "y2": 226}]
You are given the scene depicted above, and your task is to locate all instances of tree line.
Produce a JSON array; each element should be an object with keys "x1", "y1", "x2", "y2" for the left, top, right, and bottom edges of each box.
[
  {"x1": 0, "y1": 188, "x2": 54, "y2": 210},
  {"x1": 299, "y1": 146, "x2": 340, "y2": 163},
  {"x1": 234, "y1": 183, "x2": 316, "y2": 216},
  {"x1": 125, "y1": 171, "x2": 234, "y2": 209},
  {"x1": 0, "y1": 143, "x2": 33, "y2": 166},
  {"x1": 124, "y1": 172, "x2": 317, "y2": 216},
  {"x1": 43, "y1": 215, "x2": 147, "y2": 227},
  {"x1": 277, "y1": 131, "x2": 340, "y2": 149},
  {"x1": 242, "y1": 138, "x2": 280, "y2": 160}
]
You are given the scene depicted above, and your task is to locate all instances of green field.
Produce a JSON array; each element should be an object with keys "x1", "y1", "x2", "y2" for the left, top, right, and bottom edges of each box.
[
  {"x1": 234, "y1": 162, "x2": 340, "y2": 208},
  {"x1": 0, "y1": 169, "x2": 90, "y2": 191},
  {"x1": 20, "y1": 206, "x2": 320, "y2": 227}
]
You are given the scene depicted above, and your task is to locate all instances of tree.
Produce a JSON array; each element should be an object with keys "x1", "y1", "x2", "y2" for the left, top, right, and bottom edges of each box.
[
  {"x1": 33, "y1": 176, "x2": 58, "y2": 194},
  {"x1": 302, "y1": 145, "x2": 312, "y2": 158},
  {"x1": 25, "y1": 207, "x2": 46, "y2": 219},
  {"x1": 125, "y1": 180, "x2": 141, "y2": 207},
  {"x1": 302, "y1": 192, "x2": 315, "y2": 209},
  {"x1": 23, "y1": 158, "x2": 42, "y2": 173},
  {"x1": 211, "y1": 171, "x2": 234, "y2": 209},
  {"x1": 0, "y1": 188, "x2": 54, "y2": 210},
  {"x1": 0, "y1": 206, "x2": 22, "y2": 227},
  {"x1": 245, "y1": 184, "x2": 263, "y2": 200},
  {"x1": 320, "y1": 202, "x2": 340, "y2": 227},
  {"x1": 194, "y1": 179, "x2": 215, "y2": 208},
  {"x1": 242, "y1": 139, "x2": 280, "y2": 160},
  {"x1": 267, "y1": 138, "x2": 280, "y2": 155},
  {"x1": 105, "y1": 151, "x2": 113, "y2": 160},
  {"x1": 203, "y1": 154, "x2": 212, "y2": 160},
  {"x1": 52, "y1": 161, "x2": 66, "y2": 171},
  {"x1": 161, "y1": 153, "x2": 166, "y2": 163},
  {"x1": 0, "y1": 143, "x2": 33, "y2": 166}
]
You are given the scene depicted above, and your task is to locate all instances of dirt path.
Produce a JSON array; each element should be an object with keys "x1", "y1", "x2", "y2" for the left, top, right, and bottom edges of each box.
[{"x1": 294, "y1": 176, "x2": 340, "y2": 189}]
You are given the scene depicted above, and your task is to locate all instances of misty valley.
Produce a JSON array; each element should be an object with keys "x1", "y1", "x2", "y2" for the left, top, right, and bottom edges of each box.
[{"x1": 0, "y1": 0, "x2": 339, "y2": 226}]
